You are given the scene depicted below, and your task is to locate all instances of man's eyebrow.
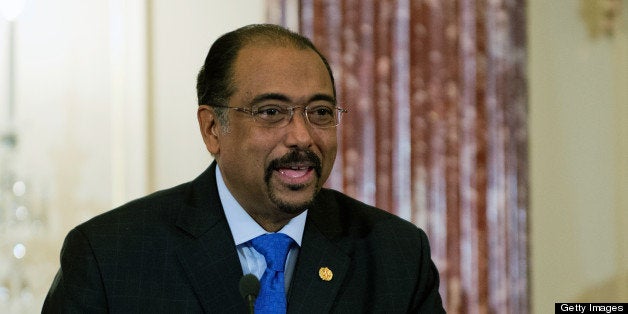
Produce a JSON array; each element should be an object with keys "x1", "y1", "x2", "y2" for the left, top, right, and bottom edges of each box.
[
  {"x1": 309, "y1": 94, "x2": 336, "y2": 105},
  {"x1": 249, "y1": 93, "x2": 336, "y2": 105},
  {"x1": 250, "y1": 93, "x2": 291, "y2": 104}
]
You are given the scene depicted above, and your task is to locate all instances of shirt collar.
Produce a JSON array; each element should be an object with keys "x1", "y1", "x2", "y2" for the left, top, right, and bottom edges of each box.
[{"x1": 215, "y1": 165, "x2": 306, "y2": 246}]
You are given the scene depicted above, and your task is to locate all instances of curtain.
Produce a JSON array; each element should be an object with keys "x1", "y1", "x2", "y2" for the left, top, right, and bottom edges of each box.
[{"x1": 268, "y1": 0, "x2": 528, "y2": 312}]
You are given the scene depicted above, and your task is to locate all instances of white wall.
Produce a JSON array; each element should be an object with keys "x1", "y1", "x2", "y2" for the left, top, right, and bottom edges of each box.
[
  {"x1": 150, "y1": 0, "x2": 266, "y2": 190},
  {"x1": 529, "y1": 0, "x2": 628, "y2": 312},
  {"x1": 0, "y1": 1, "x2": 266, "y2": 312}
]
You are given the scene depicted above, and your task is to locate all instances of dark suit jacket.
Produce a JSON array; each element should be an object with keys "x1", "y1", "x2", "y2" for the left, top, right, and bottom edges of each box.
[{"x1": 43, "y1": 162, "x2": 445, "y2": 313}]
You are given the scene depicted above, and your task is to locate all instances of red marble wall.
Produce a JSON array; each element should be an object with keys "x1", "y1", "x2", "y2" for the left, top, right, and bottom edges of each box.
[{"x1": 271, "y1": 0, "x2": 528, "y2": 312}]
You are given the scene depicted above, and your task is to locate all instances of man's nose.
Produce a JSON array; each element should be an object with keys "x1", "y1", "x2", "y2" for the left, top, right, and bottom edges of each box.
[{"x1": 284, "y1": 108, "x2": 314, "y2": 149}]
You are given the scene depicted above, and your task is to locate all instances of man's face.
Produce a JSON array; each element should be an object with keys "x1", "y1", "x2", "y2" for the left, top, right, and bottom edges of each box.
[{"x1": 208, "y1": 44, "x2": 337, "y2": 223}]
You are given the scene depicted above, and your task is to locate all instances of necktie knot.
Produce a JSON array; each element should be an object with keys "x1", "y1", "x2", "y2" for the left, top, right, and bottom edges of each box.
[{"x1": 251, "y1": 233, "x2": 294, "y2": 272}]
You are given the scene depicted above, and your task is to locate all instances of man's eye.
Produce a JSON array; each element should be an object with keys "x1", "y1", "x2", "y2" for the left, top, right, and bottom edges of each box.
[
  {"x1": 260, "y1": 108, "x2": 280, "y2": 116},
  {"x1": 256, "y1": 106, "x2": 283, "y2": 116},
  {"x1": 254, "y1": 106, "x2": 289, "y2": 123},
  {"x1": 310, "y1": 106, "x2": 334, "y2": 116}
]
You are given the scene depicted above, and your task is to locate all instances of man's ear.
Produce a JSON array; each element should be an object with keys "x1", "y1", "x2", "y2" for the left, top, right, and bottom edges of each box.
[{"x1": 197, "y1": 105, "x2": 221, "y2": 155}]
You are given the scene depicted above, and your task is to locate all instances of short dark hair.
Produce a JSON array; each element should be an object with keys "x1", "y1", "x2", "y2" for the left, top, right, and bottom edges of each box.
[{"x1": 196, "y1": 24, "x2": 336, "y2": 124}]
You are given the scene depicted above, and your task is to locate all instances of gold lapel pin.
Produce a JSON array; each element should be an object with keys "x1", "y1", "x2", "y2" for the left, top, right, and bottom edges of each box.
[{"x1": 319, "y1": 267, "x2": 333, "y2": 281}]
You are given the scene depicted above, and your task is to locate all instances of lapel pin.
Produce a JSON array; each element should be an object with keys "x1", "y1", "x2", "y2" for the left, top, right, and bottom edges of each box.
[{"x1": 319, "y1": 267, "x2": 333, "y2": 281}]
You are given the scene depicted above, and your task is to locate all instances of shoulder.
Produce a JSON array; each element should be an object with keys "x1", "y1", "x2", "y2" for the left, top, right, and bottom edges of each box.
[
  {"x1": 75, "y1": 181, "x2": 192, "y2": 235},
  {"x1": 307, "y1": 189, "x2": 443, "y2": 312},
  {"x1": 315, "y1": 188, "x2": 428, "y2": 243}
]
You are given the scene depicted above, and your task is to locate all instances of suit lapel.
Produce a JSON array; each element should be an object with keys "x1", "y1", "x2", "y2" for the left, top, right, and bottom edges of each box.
[
  {"x1": 287, "y1": 191, "x2": 351, "y2": 314},
  {"x1": 171, "y1": 164, "x2": 353, "y2": 313},
  {"x1": 174, "y1": 163, "x2": 246, "y2": 313}
]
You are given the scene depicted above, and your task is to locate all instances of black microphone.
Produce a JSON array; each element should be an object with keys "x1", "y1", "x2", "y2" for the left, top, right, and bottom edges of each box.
[{"x1": 239, "y1": 274, "x2": 260, "y2": 314}]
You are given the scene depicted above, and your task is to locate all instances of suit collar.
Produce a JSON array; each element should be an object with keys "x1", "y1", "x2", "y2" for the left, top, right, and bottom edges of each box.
[
  {"x1": 287, "y1": 190, "x2": 352, "y2": 313},
  {"x1": 174, "y1": 162, "x2": 247, "y2": 313},
  {"x1": 174, "y1": 162, "x2": 223, "y2": 237}
]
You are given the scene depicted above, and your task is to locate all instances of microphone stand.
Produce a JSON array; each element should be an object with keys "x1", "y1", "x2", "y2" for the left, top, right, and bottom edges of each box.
[{"x1": 245, "y1": 294, "x2": 255, "y2": 314}]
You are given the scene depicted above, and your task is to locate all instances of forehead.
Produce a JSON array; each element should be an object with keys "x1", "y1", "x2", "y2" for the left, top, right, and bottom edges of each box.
[{"x1": 230, "y1": 44, "x2": 334, "y2": 104}]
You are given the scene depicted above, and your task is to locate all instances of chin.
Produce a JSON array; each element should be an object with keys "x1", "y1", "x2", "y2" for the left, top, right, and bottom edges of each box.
[
  {"x1": 277, "y1": 203, "x2": 310, "y2": 215},
  {"x1": 269, "y1": 189, "x2": 317, "y2": 215}
]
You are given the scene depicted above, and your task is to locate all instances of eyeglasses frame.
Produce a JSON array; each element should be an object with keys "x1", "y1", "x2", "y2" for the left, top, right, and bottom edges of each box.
[{"x1": 206, "y1": 103, "x2": 348, "y2": 128}]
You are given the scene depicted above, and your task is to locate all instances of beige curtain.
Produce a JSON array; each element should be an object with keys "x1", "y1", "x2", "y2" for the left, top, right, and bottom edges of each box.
[{"x1": 269, "y1": 0, "x2": 528, "y2": 312}]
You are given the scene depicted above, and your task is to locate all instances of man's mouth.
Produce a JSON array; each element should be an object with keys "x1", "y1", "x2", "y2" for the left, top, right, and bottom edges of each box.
[
  {"x1": 278, "y1": 165, "x2": 314, "y2": 179},
  {"x1": 265, "y1": 150, "x2": 322, "y2": 185}
]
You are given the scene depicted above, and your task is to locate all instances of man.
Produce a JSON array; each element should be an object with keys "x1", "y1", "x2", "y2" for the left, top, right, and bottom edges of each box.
[{"x1": 43, "y1": 24, "x2": 445, "y2": 313}]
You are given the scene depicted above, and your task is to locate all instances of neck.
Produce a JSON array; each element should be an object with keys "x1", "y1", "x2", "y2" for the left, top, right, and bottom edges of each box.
[{"x1": 247, "y1": 209, "x2": 304, "y2": 232}]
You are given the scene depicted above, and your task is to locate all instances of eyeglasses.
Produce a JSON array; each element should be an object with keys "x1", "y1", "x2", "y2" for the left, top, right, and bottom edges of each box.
[{"x1": 210, "y1": 103, "x2": 348, "y2": 128}]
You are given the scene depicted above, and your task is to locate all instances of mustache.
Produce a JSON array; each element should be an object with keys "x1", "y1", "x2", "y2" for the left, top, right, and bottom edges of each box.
[{"x1": 265, "y1": 150, "x2": 322, "y2": 183}]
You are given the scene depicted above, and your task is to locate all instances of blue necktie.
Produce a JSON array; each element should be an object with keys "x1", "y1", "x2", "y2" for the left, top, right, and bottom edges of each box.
[{"x1": 251, "y1": 233, "x2": 294, "y2": 314}]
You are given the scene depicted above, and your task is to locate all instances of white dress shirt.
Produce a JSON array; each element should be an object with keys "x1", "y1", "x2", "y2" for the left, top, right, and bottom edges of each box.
[{"x1": 215, "y1": 166, "x2": 307, "y2": 292}]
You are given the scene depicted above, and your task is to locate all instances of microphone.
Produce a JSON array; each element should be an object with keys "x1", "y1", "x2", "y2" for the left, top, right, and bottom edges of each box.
[{"x1": 239, "y1": 274, "x2": 260, "y2": 314}]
